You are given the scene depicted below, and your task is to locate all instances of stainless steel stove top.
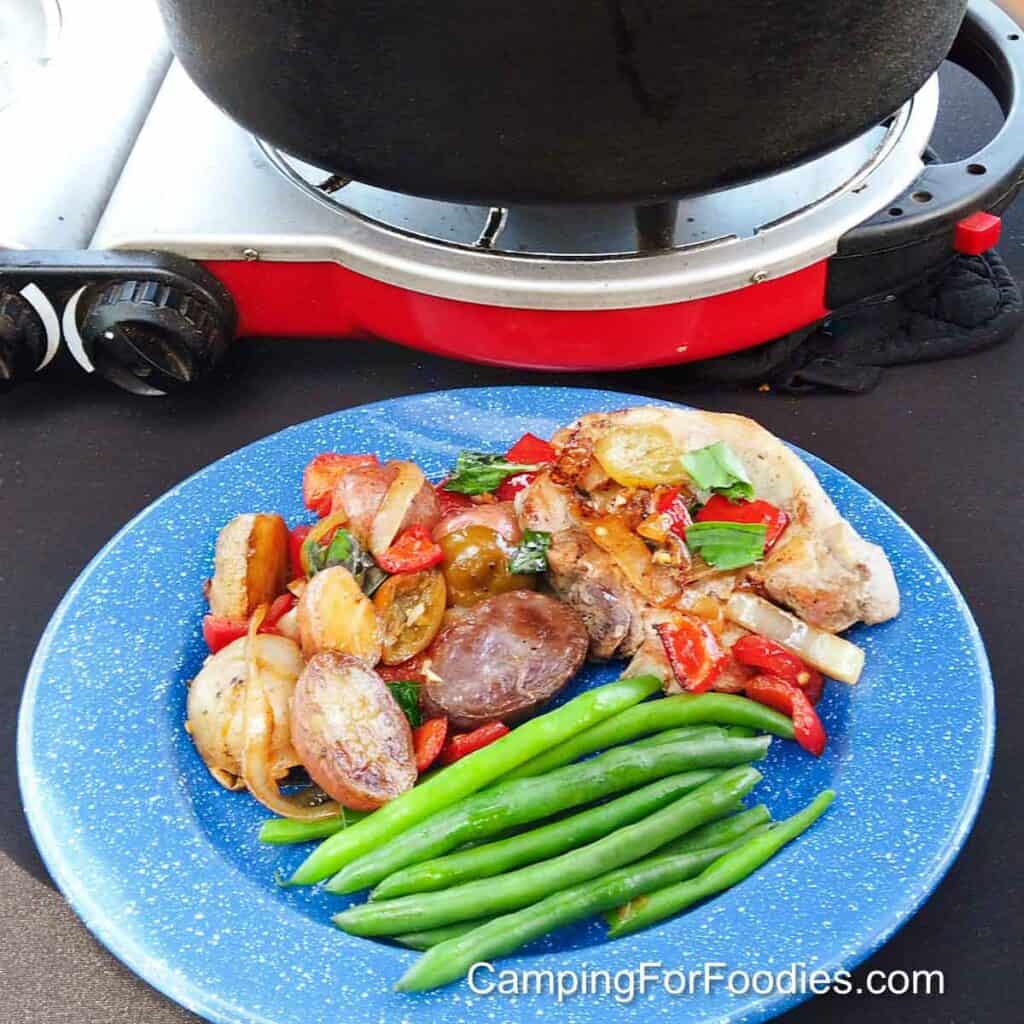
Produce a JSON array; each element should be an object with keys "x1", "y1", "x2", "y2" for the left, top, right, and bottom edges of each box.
[
  {"x1": 0, "y1": 0, "x2": 170, "y2": 250},
  {"x1": 88, "y1": 62, "x2": 937, "y2": 309}
]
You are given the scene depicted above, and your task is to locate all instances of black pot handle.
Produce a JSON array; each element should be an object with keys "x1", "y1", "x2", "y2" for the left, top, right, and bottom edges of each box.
[{"x1": 828, "y1": 0, "x2": 1024, "y2": 305}]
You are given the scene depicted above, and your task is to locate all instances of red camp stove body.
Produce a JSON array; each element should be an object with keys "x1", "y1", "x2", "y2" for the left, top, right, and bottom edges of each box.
[
  {"x1": 81, "y1": 59, "x2": 940, "y2": 374},
  {"x1": 206, "y1": 259, "x2": 830, "y2": 371}
]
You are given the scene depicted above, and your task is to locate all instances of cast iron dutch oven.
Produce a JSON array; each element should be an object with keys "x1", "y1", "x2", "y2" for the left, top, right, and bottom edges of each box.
[{"x1": 158, "y1": 0, "x2": 967, "y2": 205}]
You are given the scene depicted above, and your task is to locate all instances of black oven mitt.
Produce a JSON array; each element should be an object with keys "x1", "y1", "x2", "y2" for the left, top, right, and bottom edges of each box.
[{"x1": 690, "y1": 249, "x2": 1024, "y2": 393}]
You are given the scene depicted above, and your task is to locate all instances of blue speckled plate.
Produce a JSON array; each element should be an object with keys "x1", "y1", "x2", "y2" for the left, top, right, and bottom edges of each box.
[{"x1": 18, "y1": 387, "x2": 993, "y2": 1024}]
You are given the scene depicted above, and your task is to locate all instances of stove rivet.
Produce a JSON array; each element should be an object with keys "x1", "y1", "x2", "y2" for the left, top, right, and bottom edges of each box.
[
  {"x1": 750, "y1": 270, "x2": 769, "y2": 284},
  {"x1": 242, "y1": 249, "x2": 260, "y2": 262}
]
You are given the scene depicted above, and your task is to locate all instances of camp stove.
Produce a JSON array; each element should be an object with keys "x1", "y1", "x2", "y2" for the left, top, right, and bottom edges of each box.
[{"x1": 2, "y1": 0, "x2": 1023, "y2": 394}]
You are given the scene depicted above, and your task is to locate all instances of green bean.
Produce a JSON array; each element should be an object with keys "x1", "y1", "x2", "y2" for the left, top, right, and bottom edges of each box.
[
  {"x1": 391, "y1": 806, "x2": 772, "y2": 951},
  {"x1": 332, "y1": 765, "x2": 762, "y2": 937},
  {"x1": 607, "y1": 789, "x2": 835, "y2": 937},
  {"x1": 723, "y1": 725, "x2": 758, "y2": 739},
  {"x1": 258, "y1": 808, "x2": 368, "y2": 846},
  {"x1": 506, "y1": 693, "x2": 794, "y2": 779},
  {"x1": 328, "y1": 733, "x2": 769, "y2": 894},
  {"x1": 395, "y1": 824, "x2": 773, "y2": 991},
  {"x1": 394, "y1": 919, "x2": 486, "y2": 950},
  {"x1": 657, "y1": 804, "x2": 771, "y2": 855},
  {"x1": 630, "y1": 723, "x2": 755, "y2": 751},
  {"x1": 288, "y1": 674, "x2": 661, "y2": 885},
  {"x1": 372, "y1": 773, "x2": 719, "y2": 900}
]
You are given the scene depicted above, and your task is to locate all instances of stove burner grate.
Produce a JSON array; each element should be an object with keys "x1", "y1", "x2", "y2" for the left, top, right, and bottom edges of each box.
[{"x1": 259, "y1": 92, "x2": 923, "y2": 262}]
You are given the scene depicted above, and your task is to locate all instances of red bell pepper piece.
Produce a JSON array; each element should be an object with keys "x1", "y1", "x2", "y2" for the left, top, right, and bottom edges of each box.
[
  {"x1": 439, "y1": 721, "x2": 510, "y2": 765},
  {"x1": 495, "y1": 471, "x2": 536, "y2": 503},
  {"x1": 201, "y1": 615, "x2": 249, "y2": 654},
  {"x1": 655, "y1": 487, "x2": 694, "y2": 539},
  {"x1": 264, "y1": 592, "x2": 296, "y2": 629},
  {"x1": 203, "y1": 593, "x2": 298, "y2": 654},
  {"x1": 732, "y1": 634, "x2": 824, "y2": 704},
  {"x1": 288, "y1": 524, "x2": 312, "y2": 580},
  {"x1": 412, "y1": 718, "x2": 449, "y2": 773},
  {"x1": 506, "y1": 433, "x2": 556, "y2": 464},
  {"x1": 696, "y1": 494, "x2": 790, "y2": 550},
  {"x1": 376, "y1": 524, "x2": 445, "y2": 574},
  {"x1": 745, "y1": 674, "x2": 827, "y2": 756},
  {"x1": 655, "y1": 617, "x2": 729, "y2": 693},
  {"x1": 302, "y1": 453, "x2": 379, "y2": 518},
  {"x1": 435, "y1": 478, "x2": 475, "y2": 516}
]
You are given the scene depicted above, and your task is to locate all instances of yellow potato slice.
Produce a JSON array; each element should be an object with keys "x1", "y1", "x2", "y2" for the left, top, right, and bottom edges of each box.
[
  {"x1": 208, "y1": 513, "x2": 290, "y2": 621},
  {"x1": 297, "y1": 565, "x2": 383, "y2": 665}
]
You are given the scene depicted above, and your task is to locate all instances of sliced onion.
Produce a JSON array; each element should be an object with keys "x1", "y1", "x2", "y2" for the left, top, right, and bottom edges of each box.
[
  {"x1": 586, "y1": 516, "x2": 679, "y2": 606},
  {"x1": 241, "y1": 609, "x2": 340, "y2": 820},
  {"x1": 275, "y1": 605, "x2": 301, "y2": 642},
  {"x1": 725, "y1": 592, "x2": 865, "y2": 684},
  {"x1": 370, "y1": 461, "x2": 426, "y2": 557}
]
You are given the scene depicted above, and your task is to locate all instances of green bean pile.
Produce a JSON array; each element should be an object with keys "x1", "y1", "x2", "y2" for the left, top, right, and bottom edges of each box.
[{"x1": 266, "y1": 675, "x2": 834, "y2": 992}]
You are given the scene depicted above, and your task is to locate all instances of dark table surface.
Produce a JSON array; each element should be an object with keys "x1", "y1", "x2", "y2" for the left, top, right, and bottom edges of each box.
[{"x1": 3, "y1": 63, "x2": 1022, "y2": 1024}]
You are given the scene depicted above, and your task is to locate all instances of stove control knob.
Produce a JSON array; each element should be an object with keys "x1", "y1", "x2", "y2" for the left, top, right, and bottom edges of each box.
[
  {"x1": 79, "y1": 280, "x2": 232, "y2": 395},
  {"x1": 0, "y1": 289, "x2": 48, "y2": 393}
]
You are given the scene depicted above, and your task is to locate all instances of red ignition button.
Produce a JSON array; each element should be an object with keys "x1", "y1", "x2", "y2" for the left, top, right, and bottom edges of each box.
[{"x1": 954, "y1": 211, "x2": 1002, "y2": 255}]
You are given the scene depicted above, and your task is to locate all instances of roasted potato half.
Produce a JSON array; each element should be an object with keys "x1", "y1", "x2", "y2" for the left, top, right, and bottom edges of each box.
[
  {"x1": 297, "y1": 565, "x2": 383, "y2": 664},
  {"x1": 289, "y1": 652, "x2": 417, "y2": 810},
  {"x1": 208, "y1": 513, "x2": 290, "y2": 621},
  {"x1": 373, "y1": 568, "x2": 447, "y2": 665}
]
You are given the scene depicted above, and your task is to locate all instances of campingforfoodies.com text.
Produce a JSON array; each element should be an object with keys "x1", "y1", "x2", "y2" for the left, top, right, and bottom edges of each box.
[{"x1": 466, "y1": 960, "x2": 946, "y2": 1004}]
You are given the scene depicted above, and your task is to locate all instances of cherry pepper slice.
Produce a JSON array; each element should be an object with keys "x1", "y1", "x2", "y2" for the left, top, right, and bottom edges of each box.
[
  {"x1": 412, "y1": 718, "x2": 449, "y2": 773},
  {"x1": 439, "y1": 721, "x2": 510, "y2": 765},
  {"x1": 506, "y1": 433, "x2": 556, "y2": 464},
  {"x1": 655, "y1": 487, "x2": 694, "y2": 539},
  {"x1": 376, "y1": 525, "x2": 445, "y2": 574},
  {"x1": 494, "y1": 434, "x2": 557, "y2": 500},
  {"x1": 745, "y1": 674, "x2": 827, "y2": 756},
  {"x1": 655, "y1": 617, "x2": 729, "y2": 693},
  {"x1": 732, "y1": 634, "x2": 824, "y2": 704}
]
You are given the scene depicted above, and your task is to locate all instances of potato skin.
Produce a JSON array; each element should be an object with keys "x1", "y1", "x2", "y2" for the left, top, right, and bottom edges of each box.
[
  {"x1": 331, "y1": 461, "x2": 441, "y2": 548},
  {"x1": 297, "y1": 565, "x2": 383, "y2": 665},
  {"x1": 289, "y1": 652, "x2": 417, "y2": 810},
  {"x1": 432, "y1": 501, "x2": 522, "y2": 545},
  {"x1": 208, "y1": 513, "x2": 290, "y2": 621},
  {"x1": 423, "y1": 591, "x2": 589, "y2": 729}
]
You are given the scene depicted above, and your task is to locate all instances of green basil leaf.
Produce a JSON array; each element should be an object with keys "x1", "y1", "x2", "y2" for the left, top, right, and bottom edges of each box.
[
  {"x1": 443, "y1": 451, "x2": 542, "y2": 495},
  {"x1": 508, "y1": 529, "x2": 552, "y2": 574},
  {"x1": 387, "y1": 681, "x2": 423, "y2": 728},
  {"x1": 685, "y1": 521, "x2": 767, "y2": 570},
  {"x1": 306, "y1": 527, "x2": 390, "y2": 596},
  {"x1": 323, "y1": 528, "x2": 354, "y2": 567},
  {"x1": 301, "y1": 533, "x2": 328, "y2": 576},
  {"x1": 682, "y1": 442, "x2": 754, "y2": 501}
]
